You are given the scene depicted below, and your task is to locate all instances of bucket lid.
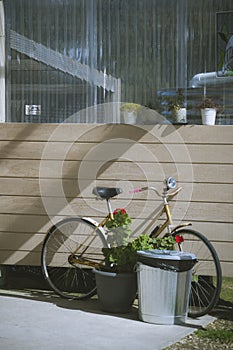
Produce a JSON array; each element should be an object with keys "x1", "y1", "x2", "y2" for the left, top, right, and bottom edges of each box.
[{"x1": 137, "y1": 249, "x2": 196, "y2": 261}]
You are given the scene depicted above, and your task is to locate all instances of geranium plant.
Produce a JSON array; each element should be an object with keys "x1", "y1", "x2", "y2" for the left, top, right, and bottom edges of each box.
[
  {"x1": 175, "y1": 235, "x2": 184, "y2": 244},
  {"x1": 102, "y1": 208, "x2": 178, "y2": 273},
  {"x1": 197, "y1": 98, "x2": 223, "y2": 112},
  {"x1": 105, "y1": 208, "x2": 132, "y2": 247},
  {"x1": 102, "y1": 233, "x2": 176, "y2": 273}
]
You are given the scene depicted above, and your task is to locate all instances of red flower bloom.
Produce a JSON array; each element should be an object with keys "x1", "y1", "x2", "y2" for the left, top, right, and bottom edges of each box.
[
  {"x1": 113, "y1": 208, "x2": 126, "y2": 215},
  {"x1": 175, "y1": 235, "x2": 184, "y2": 243}
]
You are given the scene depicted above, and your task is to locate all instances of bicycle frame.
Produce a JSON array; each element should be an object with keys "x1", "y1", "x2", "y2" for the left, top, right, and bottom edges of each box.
[
  {"x1": 68, "y1": 215, "x2": 112, "y2": 267},
  {"x1": 90, "y1": 185, "x2": 191, "y2": 239},
  {"x1": 130, "y1": 186, "x2": 191, "y2": 239},
  {"x1": 70, "y1": 183, "x2": 190, "y2": 266},
  {"x1": 41, "y1": 176, "x2": 222, "y2": 316}
]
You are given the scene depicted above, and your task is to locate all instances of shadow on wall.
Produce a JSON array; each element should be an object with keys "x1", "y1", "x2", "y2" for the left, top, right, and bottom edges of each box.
[{"x1": 0, "y1": 120, "x2": 181, "y2": 265}]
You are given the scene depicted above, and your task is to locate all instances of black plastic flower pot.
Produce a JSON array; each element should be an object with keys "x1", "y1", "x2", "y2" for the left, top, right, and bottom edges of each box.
[{"x1": 93, "y1": 269, "x2": 137, "y2": 313}]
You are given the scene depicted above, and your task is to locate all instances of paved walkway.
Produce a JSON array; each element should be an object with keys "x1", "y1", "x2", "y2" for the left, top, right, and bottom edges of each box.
[{"x1": 0, "y1": 288, "x2": 215, "y2": 350}]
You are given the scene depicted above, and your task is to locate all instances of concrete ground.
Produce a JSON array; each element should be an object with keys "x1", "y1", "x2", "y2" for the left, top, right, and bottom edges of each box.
[{"x1": 0, "y1": 288, "x2": 215, "y2": 350}]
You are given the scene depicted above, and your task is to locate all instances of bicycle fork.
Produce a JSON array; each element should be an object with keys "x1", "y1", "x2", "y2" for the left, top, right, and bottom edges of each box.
[
  {"x1": 150, "y1": 198, "x2": 191, "y2": 252},
  {"x1": 164, "y1": 199, "x2": 173, "y2": 234},
  {"x1": 150, "y1": 197, "x2": 174, "y2": 238}
]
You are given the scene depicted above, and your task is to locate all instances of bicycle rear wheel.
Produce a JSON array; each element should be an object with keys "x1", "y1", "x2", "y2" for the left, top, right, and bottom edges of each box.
[
  {"x1": 173, "y1": 228, "x2": 222, "y2": 318},
  {"x1": 41, "y1": 217, "x2": 107, "y2": 299}
]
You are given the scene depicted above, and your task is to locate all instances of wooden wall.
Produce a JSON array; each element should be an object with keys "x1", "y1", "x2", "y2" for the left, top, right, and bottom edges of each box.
[{"x1": 0, "y1": 123, "x2": 232, "y2": 276}]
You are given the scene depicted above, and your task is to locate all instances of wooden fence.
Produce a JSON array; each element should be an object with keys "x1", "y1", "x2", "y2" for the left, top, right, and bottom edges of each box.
[{"x1": 0, "y1": 123, "x2": 232, "y2": 276}]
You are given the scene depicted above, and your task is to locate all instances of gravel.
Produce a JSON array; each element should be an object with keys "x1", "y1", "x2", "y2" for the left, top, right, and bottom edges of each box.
[{"x1": 163, "y1": 300, "x2": 233, "y2": 350}]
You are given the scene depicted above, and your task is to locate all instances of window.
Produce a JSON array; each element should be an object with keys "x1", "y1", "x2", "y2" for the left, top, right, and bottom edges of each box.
[{"x1": 4, "y1": 0, "x2": 233, "y2": 124}]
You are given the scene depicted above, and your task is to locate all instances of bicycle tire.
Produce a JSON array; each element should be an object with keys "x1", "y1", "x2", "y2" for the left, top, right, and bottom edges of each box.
[
  {"x1": 173, "y1": 228, "x2": 222, "y2": 318},
  {"x1": 41, "y1": 217, "x2": 107, "y2": 300}
]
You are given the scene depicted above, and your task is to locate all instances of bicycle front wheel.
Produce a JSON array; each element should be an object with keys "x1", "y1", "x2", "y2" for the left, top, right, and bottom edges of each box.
[
  {"x1": 41, "y1": 217, "x2": 107, "y2": 300},
  {"x1": 173, "y1": 228, "x2": 222, "y2": 318}
]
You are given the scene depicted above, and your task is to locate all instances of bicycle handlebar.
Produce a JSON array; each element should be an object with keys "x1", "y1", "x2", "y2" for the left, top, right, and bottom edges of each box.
[
  {"x1": 167, "y1": 186, "x2": 182, "y2": 198},
  {"x1": 131, "y1": 186, "x2": 182, "y2": 198},
  {"x1": 130, "y1": 186, "x2": 157, "y2": 193}
]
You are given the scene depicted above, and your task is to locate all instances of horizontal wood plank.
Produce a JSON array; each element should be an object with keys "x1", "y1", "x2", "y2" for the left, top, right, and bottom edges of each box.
[
  {"x1": 0, "y1": 159, "x2": 232, "y2": 183},
  {"x1": 0, "y1": 215, "x2": 232, "y2": 239},
  {"x1": 0, "y1": 179, "x2": 232, "y2": 203},
  {"x1": 0, "y1": 197, "x2": 232, "y2": 224},
  {"x1": 1, "y1": 140, "x2": 232, "y2": 163},
  {"x1": 0, "y1": 241, "x2": 232, "y2": 278},
  {"x1": 0, "y1": 233, "x2": 43, "y2": 251},
  {"x1": 221, "y1": 262, "x2": 233, "y2": 277},
  {"x1": 213, "y1": 242, "x2": 233, "y2": 262},
  {"x1": 0, "y1": 123, "x2": 232, "y2": 144},
  {"x1": 0, "y1": 124, "x2": 232, "y2": 276}
]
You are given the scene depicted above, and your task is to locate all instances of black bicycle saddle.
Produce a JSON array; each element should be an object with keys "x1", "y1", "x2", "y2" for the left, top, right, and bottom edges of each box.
[{"x1": 92, "y1": 187, "x2": 123, "y2": 199}]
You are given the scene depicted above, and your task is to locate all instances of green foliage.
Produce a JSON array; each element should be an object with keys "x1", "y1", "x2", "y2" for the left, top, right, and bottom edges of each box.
[
  {"x1": 102, "y1": 234, "x2": 176, "y2": 273},
  {"x1": 196, "y1": 277, "x2": 233, "y2": 344},
  {"x1": 102, "y1": 244, "x2": 137, "y2": 273},
  {"x1": 196, "y1": 329, "x2": 233, "y2": 343},
  {"x1": 197, "y1": 98, "x2": 222, "y2": 111},
  {"x1": 107, "y1": 226, "x2": 132, "y2": 247},
  {"x1": 120, "y1": 103, "x2": 141, "y2": 112},
  {"x1": 106, "y1": 208, "x2": 132, "y2": 246},
  {"x1": 131, "y1": 234, "x2": 155, "y2": 251},
  {"x1": 218, "y1": 25, "x2": 232, "y2": 70},
  {"x1": 152, "y1": 235, "x2": 175, "y2": 250},
  {"x1": 166, "y1": 88, "x2": 186, "y2": 111},
  {"x1": 161, "y1": 278, "x2": 233, "y2": 348},
  {"x1": 105, "y1": 208, "x2": 132, "y2": 229},
  {"x1": 220, "y1": 277, "x2": 233, "y2": 303},
  {"x1": 103, "y1": 209, "x2": 176, "y2": 272}
]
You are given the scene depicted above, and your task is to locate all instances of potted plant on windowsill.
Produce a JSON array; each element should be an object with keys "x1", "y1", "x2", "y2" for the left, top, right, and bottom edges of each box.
[
  {"x1": 197, "y1": 98, "x2": 223, "y2": 125},
  {"x1": 93, "y1": 208, "x2": 175, "y2": 313},
  {"x1": 120, "y1": 103, "x2": 141, "y2": 124},
  {"x1": 166, "y1": 88, "x2": 187, "y2": 123}
]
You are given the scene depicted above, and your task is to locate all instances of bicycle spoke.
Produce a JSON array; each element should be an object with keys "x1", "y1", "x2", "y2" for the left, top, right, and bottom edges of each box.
[
  {"x1": 174, "y1": 229, "x2": 222, "y2": 317},
  {"x1": 41, "y1": 218, "x2": 107, "y2": 299}
]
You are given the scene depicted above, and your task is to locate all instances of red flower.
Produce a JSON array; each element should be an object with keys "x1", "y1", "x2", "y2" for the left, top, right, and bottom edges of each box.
[
  {"x1": 175, "y1": 235, "x2": 184, "y2": 243},
  {"x1": 113, "y1": 208, "x2": 126, "y2": 215}
]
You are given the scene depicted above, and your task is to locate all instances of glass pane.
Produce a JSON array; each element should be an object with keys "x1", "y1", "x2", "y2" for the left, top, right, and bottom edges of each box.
[{"x1": 5, "y1": 0, "x2": 233, "y2": 124}]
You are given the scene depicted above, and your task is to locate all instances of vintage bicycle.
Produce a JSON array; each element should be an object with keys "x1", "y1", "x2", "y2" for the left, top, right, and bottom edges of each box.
[{"x1": 41, "y1": 177, "x2": 222, "y2": 318}]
